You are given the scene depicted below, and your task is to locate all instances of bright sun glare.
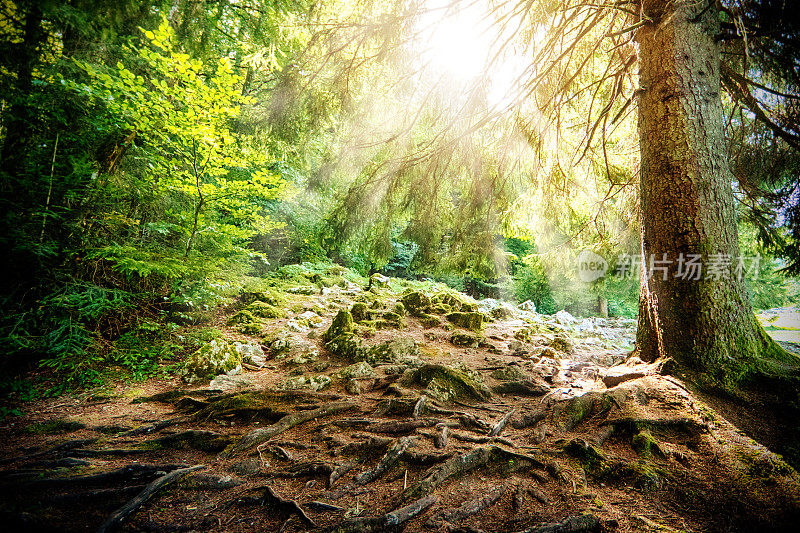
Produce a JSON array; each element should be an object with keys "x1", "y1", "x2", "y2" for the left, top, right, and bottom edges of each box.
[
  {"x1": 416, "y1": 0, "x2": 531, "y2": 108},
  {"x1": 420, "y1": 2, "x2": 491, "y2": 80}
]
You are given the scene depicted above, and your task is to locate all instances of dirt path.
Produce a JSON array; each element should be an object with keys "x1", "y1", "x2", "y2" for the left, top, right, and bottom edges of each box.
[{"x1": 2, "y1": 283, "x2": 799, "y2": 533}]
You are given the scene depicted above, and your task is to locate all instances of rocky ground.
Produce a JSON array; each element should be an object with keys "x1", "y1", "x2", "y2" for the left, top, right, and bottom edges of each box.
[{"x1": 1, "y1": 265, "x2": 799, "y2": 533}]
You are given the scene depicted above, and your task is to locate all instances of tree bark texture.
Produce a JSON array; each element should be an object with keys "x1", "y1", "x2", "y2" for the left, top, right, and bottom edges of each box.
[{"x1": 635, "y1": 0, "x2": 788, "y2": 386}]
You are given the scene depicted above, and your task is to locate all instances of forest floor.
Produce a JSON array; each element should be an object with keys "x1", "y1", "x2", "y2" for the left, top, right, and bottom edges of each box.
[{"x1": 2, "y1": 268, "x2": 800, "y2": 533}]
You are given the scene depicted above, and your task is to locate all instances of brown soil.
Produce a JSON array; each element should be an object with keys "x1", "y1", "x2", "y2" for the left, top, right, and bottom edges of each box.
[{"x1": 1, "y1": 288, "x2": 799, "y2": 533}]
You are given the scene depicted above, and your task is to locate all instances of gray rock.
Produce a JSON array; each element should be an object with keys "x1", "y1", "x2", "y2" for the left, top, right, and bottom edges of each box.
[
  {"x1": 555, "y1": 310, "x2": 576, "y2": 325},
  {"x1": 279, "y1": 374, "x2": 332, "y2": 392},
  {"x1": 338, "y1": 361, "x2": 376, "y2": 379}
]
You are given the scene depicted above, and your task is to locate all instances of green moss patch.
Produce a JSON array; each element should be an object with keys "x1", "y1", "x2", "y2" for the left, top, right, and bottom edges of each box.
[
  {"x1": 446, "y1": 312, "x2": 484, "y2": 332},
  {"x1": 408, "y1": 363, "x2": 492, "y2": 403}
]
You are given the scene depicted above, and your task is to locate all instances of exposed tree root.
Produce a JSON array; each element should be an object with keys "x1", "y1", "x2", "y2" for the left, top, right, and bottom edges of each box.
[
  {"x1": 330, "y1": 494, "x2": 438, "y2": 533},
  {"x1": 95, "y1": 464, "x2": 205, "y2": 533},
  {"x1": 492, "y1": 379, "x2": 551, "y2": 396},
  {"x1": 402, "y1": 445, "x2": 545, "y2": 501},
  {"x1": 429, "y1": 484, "x2": 508, "y2": 527},
  {"x1": 268, "y1": 460, "x2": 335, "y2": 480},
  {"x1": 489, "y1": 410, "x2": 515, "y2": 437},
  {"x1": 0, "y1": 438, "x2": 99, "y2": 466},
  {"x1": 328, "y1": 462, "x2": 357, "y2": 487},
  {"x1": 119, "y1": 416, "x2": 186, "y2": 437},
  {"x1": 149, "y1": 429, "x2": 231, "y2": 452},
  {"x1": 221, "y1": 401, "x2": 356, "y2": 457},
  {"x1": 69, "y1": 448, "x2": 149, "y2": 458},
  {"x1": 512, "y1": 410, "x2": 546, "y2": 429},
  {"x1": 355, "y1": 436, "x2": 417, "y2": 485},
  {"x1": 514, "y1": 514, "x2": 600, "y2": 533},
  {"x1": 339, "y1": 435, "x2": 393, "y2": 456},
  {"x1": 434, "y1": 423, "x2": 449, "y2": 448},
  {"x1": 363, "y1": 418, "x2": 455, "y2": 434},
  {"x1": 2, "y1": 463, "x2": 189, "y2": 490},
  {"x1": 257, "y1": 484, "x2": 317, "y2": 529}
]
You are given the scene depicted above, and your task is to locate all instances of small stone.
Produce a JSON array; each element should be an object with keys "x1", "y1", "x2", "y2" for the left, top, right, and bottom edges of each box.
[
  {"x1": 555, "y1": 310, "x2": 576, "y2": 325},
  {"x1": 279, "y1": 374, "x2": 332, "y2": 392},
  {"x1": 451, "y1": 331, "x2": 482, "y2": 348},
  {"x1": 345, "y1": 379, "x2": 361, "y2": 395},
  {"x1": 338, "y1": 361, "x2": 375, "y2": 379},
  {"x1": 540, "y1": 347, "x2": 561, "y2": 360},
  {"x1": 370, "y1": 273, "x2": 391, "y2": 288}
]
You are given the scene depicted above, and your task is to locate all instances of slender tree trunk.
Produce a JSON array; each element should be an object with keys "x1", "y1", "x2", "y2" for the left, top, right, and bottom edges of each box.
[
  {"x1": 0, "y1": 2, "x2": 43, "y2": 178},
  {"x1": 635, "y1": 0, "x2": 790, "y2": 387}
]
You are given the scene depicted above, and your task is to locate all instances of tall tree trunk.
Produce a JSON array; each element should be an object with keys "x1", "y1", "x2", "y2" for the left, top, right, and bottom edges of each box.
[{"x1": 635, "y1": 0, "x2": 791, "y2": 387}]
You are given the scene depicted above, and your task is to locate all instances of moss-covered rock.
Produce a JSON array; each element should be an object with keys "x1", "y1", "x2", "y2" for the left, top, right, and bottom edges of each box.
[
  {"x1": 419, "y1": 314, "x2": 441, "y2": 328},
  {"x1": 374, "y1": 318, "x2": 403, "y2": 330},
  {"x1": 490, "y1": 305, "x2": 517, "y2": 320},
  {"x1": 401, "y1": 291, "x2": 432, "y2": 316},
  {"x1": 228, "y1": 310, "x2": 257, "y2": 326},
  {"x1": 369, "y1": 273, "x2": 391, "y2": 288},
  {"x1": 366, "y1": 338, "x2": 419, "y2": 365},
  {"x1": 276, "y1": 349, "x2": 318, "y2": 365},
  {"x1": 326, "y1": 333, "x2": 369, "y2": 361},
  {"x1": 226, "y1": 310, "x2": 262, "y2": 335},
  {"x1": 540, "y1": 346, "x2": 561, "y2": 360},
  {"x1": 551, "y1": 334, "x2": 574, "y2": 354},
  {"x1": 183, "y1": 339, "x2": 244, "y2": 383},
  {"x1": 431, "y1": 291, "x2": 479, "y2": 313},
  {"x1": 451, "y1": 331, "x2": 483, "y2": 348},
  {"x1": 247, "y1": 301, "x2": 285, "y2": 319},
  {"x1": 351, "y1": 302, "x2": 368, "y2": 322},
  {"x1": 338, "y1": 361, "x2": 375, "y2": 379},
  {"x1": 248, "y1": 290, "x2": 287, "y2": 307},
  {"x1": 632, "y1": 430, "x2": 663, "y2": 458},
  {"x1": 323, "y1": 310, "x2": 354, "y2": 342},
  {"x1": 279, "y1": 374, "x2": 332, "y2": 392},
  {"x1": 345, "y1": 378, "x2": 361, "y2": 395},
  {"x1": 446, "y1": 312, "x2": 484, "y2": 332},
  {"x1": 490, "y1": 366, "x2": 528, "y2": 381},
  {"x1": 408, "y1": 363, "x2": 492, "y2": 403}
]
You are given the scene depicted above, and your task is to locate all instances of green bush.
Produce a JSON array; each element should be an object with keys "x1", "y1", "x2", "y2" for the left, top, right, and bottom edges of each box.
[{"x1": 513, "y1": 263, "x2": 556, "y2": 314}]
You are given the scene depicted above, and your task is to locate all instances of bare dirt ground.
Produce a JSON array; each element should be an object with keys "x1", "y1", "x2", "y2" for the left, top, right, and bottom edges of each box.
[{"x1": 2, "y1": 284, "x2": 799, "y2": 533}]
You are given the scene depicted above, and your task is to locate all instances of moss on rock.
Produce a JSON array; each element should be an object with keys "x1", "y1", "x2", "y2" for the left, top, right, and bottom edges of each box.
[
  {"x1": 247, "y1": 301, "x2": 285, "y2": 319},
  {"x1": 451, "y1": 331, "x2": 483, "y2": 348},
  {"x1": 323, "y1": 310, "x2": 354, "y2": 342},
  {"x1": 337, "y1": 361, "x2": 376, "y2": 379},
  {"x1": 446, "y1": 312, "x2": 484, "y2": 332},
  {"x1": 551, "y1": 334, "x2": 574, "y2": 354},
  {"x1": 401, "y1": 291, "x2": 432, "y2": 316},
  {"x1": 419, "y1": 314, "x2": 441, "y2": 328},
  {"x1": 279, "y1": 374, "x2": 332, "y2": 392},
  {"x1": 183, "y1": 339, "x2": 244, "y2": 383},
  {"x1": 408, "y1": 363, "x2": 492, "y2": 403},
  {"x1": 632, "y1": 430, "x2": 661, "y2": 458},
  {"x1": 351, "y1": 302, "x2": 368, "y2": 322},
  {"x1": 490, "y1": 366, "x2": 528, "y2": 381}
]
